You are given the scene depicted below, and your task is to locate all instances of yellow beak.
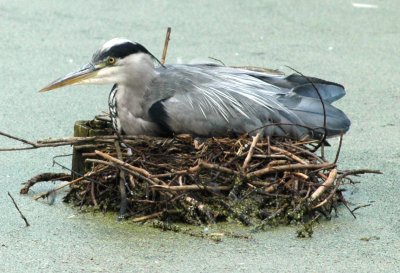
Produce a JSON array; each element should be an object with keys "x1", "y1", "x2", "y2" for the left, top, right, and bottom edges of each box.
[{"x1": 40, "y1": 63, "x2": 98, "y2": 92}]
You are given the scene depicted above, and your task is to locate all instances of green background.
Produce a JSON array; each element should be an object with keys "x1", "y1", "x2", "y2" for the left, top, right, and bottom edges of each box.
[{"x1": 0, "y1": 1, "x2": 398, "y2": 272}]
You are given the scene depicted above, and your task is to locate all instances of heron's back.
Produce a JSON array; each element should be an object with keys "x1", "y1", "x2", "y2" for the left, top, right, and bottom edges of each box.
[{"x1": 145, "y1": 64, "x2": 350, "y2": 139}]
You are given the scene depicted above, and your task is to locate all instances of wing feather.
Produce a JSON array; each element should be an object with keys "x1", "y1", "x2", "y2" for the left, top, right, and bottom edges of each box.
[{"x1": 143, "y1": 64, "x2": 349, "y2": 138}]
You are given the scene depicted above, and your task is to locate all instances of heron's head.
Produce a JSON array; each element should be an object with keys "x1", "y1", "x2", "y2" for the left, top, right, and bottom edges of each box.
[{"x1": 40, "y1": 38, "x2": 158, "y2": 92}]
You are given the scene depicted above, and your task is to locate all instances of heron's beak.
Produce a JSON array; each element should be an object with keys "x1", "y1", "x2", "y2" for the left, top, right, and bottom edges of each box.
[{"x1": 39, "y1": 63, "x2": 99, "y2": 92}]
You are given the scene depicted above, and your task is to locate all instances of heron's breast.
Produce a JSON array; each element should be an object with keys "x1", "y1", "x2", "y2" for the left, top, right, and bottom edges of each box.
[{"x1": 113, "y1": 88, "x2": 159, "y2": 135}]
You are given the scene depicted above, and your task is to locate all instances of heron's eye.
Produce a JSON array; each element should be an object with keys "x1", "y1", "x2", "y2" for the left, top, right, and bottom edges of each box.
[{"x1": 107, "y1": 57, "x2": 116, "y2": 65}]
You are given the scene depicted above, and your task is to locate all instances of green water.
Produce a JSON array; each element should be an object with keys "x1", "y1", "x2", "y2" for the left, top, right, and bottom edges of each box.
[{"x1": 1, "y1": 1, "x2": 399, "y2": 272}]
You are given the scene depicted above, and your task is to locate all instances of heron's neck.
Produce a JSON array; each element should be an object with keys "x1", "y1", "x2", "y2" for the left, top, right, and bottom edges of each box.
[
  {"x1": 114, "y1": 54, "x2": 157, "y2": 119},
  {"x1": 118, "y1": 53, "x2": 156, "y2": 97}
]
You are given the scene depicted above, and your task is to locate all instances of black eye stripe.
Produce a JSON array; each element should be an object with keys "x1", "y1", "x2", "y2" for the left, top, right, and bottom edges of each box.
[{"x1": 92, "y1": 42, "x2": 150, "y2": 62}]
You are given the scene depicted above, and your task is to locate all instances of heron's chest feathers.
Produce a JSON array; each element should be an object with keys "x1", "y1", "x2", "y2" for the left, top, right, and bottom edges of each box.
[
  {"x1": 111, "y1": 83, "x2": 160, "y2": 135},
  {"x1": 115, "y1": 85, "x2": 146, "y2": 117}
]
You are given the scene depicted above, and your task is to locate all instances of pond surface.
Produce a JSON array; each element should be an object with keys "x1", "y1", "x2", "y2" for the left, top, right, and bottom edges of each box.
[{"x1": 0, "y1": 0, "x2": 399, "y2": 272}]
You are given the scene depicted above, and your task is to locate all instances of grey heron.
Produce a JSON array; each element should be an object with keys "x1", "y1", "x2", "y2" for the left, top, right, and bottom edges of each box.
[{"x1": 40, "y1": 38, "x2": 350, "y2": 139}]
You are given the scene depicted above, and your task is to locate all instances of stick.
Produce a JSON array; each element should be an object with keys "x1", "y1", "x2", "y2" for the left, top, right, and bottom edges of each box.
[
  {"x1": 132, "y1": 210, "x2": 177, "y2": 223},
  {"x1": 0, "y1": 131, "x2": 37, "y2": 147},
  {"x1": 150, "y1": 160, "x2": 239, "y2": 178},
  {"x1": 152, "y1": 184, "x2": 232, "y2": 191},
  {"x1": 87, "y1": 158, "x2": 160, "y2": 187},
  {"x1": 33, "y1": 177, "x2": 86, "y2": 200},
  {"x1": 88, "y1": 157, "x2": 174, "y2": 199},
  {"x1": 337, "y1": 169, "x2": 383, "y2": 180},
  {"x1": 242, "y1": 132, "x2": 261, "y2": 170},
  {"x1": 33, "y1": 166, "x2": 108, "y2": 200},
  {"x1": 334, "y1": 133, "x2": 343, "y2": 164},
  {"x1": 269, "y1": 145, "x2": 308, "y2": 165},
  {"x1": 115, "y1": 140, "x2": 127, "y2": 218},
  {"x1": 247, "y1": 162, "x2": 335, "y2": 178},
  {"x1": 0, "y1": 134, "x2": 146, "y2": 151},
  {"x1": 90, "y1": 181, "x2": 98, "y2": 207},
  {"x1": 309, "y1": 169, "x2": 337, "y2": 202},
  {"x1": 161, "y1": 27, "x2": 172, "y2": 65},
  {"x1": 8, "y1": 192, "x2": 30, "y2": 227},
  {"x1": 20, "y1": 173, "x2": 71, "y2": 194},
  {"x1": 281, "y1": 142, "x2": 326, "y2": 163},
  {"x1": 95, "y1": 150, "x2": 151, "y2": 177}
]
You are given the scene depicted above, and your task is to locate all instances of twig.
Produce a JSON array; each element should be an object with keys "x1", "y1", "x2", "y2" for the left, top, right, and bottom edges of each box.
[
  {"x1": 87, "y1": 158, "x2": 161, "y2": 187},
  {"x1": 152, "y1": 184, "x2": 232, "y2": 191},
  {"x1": 161, "y1": 27, "x2": 172, "y2": 65},
  {"x1": 132, "y1": 210, "x2": 169, "y2": 223},
  {"x1": 267, "y1": 160, "x2": 288, "y2": 167},
  {"x1": 95, "y1": 150, "x2": 152, "y2": 177},
  {"x1": 247, "y1": 162, "x2": 335, "y2": 178},
  {"x1": 90, "y1": 181, "x2": 98, "y2": 207},
  {"x1": 20, "y1": 173, "x2": 71, "y2": 194},
  {"x1": 8, "y1": 192, "x2": 30, "y2": 227},
  {"x1": 0, "y1": 134, "x2": 155, "y2": 151},
  {"x1": 269, "y1": 145, "x2": 308, "y2": 165},
  {"x1": 351, "y1": 203, "x2": 372, "y2": 213},
  {"x1": 309, "y1": 169, "x2": 337, "y2": 202},
  {"x1": 0, "y1": 131, "x2": 38, "y2": 147},
  {"x1": 281, "y1": 142, "x2": 326, "y2": 163},
  {"x1": 339, "y1": 195, "x2": 357, "y2": 219},
  {"x1": 242, "y1": 132, "x2": 261, "y2": 170},
  {"x1": 334, "y1": 133, "x2": 343, "y2": 164},
  {"x1": 337, "y1": 169, "x2": 383, "y2": 180},
  {"x1": 33, "y1": 177, "x2": 86, "y2": 200},
  {"x1": 33, "y1": 166, "x2": 108, "y2": 200},
  {"x1": 115, "y1": 140, "x2": 128, "y2": 218}
]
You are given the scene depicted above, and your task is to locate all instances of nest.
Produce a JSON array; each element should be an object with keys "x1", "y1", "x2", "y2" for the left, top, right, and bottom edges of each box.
[
  {"x1": 13, "y1": 117, "x2": 381, "y2": 238},
  {"x1": 34, "y1": 133, "x2": 357, "y2": 226}
]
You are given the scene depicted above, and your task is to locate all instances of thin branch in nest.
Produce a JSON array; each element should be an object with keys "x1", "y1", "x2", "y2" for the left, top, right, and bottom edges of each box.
[
  {"x1": 281, "y1": 142, "x2": 327, "y2": 163},
  {"x1": 247, "y1": 162, "x2": 335, "y2": 178},
  {"x1": 95, "y1": 150, "x2": 152, "y2": 179},
  {"x1": 90, "y1": 181, "x2": 98, "y2": 207},
  {"x1": 242, "y1": 132, "x2": 261, "y2": 171},
  {"x1": 132, "y1": 210, "x2": 171, "y2": 223},
  {"x1": 87, "y1": 158, "x2": 161, "y2": 188},
  {"x1": 33, "y1": 166, "x2": 108, "y2": 200},
  {"x1": 33, "y1": 177, "x2": 86, "y2": 200},
  {"x1": 20, "y1": 173, "x2": 71, "y2": 194},
  {"x1": 115, "y1": 140, "x2": 128, "y2": 219},
  {"x1": 269, "y1": 145, "x2": 308, "y2": 165},
  {"x1": 309, "y1": 169, "x2": 337, "y2": 202},
  {"x1": 151, "y1": 184, "x2": 232, "y2": 192}
]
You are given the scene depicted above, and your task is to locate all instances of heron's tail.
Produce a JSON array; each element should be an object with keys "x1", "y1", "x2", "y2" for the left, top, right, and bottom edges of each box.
[{"x1": 278, "y1": 79, "x2": 351, "y2": 138}]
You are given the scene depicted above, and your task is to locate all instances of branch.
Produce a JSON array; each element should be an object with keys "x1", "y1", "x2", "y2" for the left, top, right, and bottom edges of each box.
[
  {"x1": 242, "y1": 132, "x2": 261, "y2": 170},
  {"x1": 161, "y1": 27, "x2": 172, "y2": 65},
  {"x1": 247, "y1": 162, "x2": 335, "y2": 178},
  {"x1": 0, "y1": 131, "x2": 38, "y2": 147},
  {"x1": 309, "y1": 169, "x2": 337, "y2": 202},
  {"x1": 8, "y1": 192, "x2": 30, "y2": 227}
]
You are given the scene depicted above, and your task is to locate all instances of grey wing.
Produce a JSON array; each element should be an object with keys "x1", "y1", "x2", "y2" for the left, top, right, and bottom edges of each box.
[{"x1": 145, "y1": 64, "x2": 350, "y2": 138}]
